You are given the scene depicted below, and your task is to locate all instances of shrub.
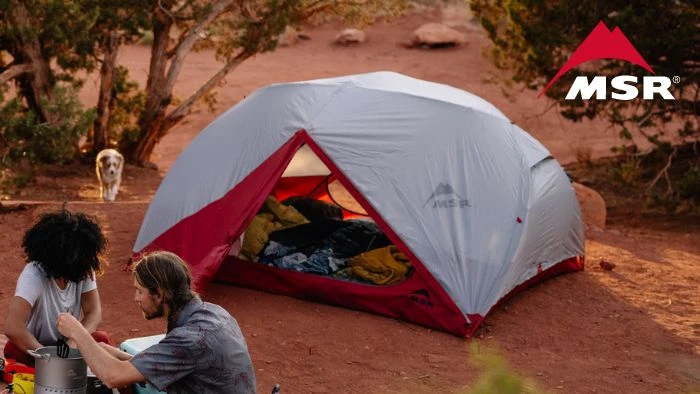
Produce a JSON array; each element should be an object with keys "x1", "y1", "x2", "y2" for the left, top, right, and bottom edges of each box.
[
  {"x1": 610, "y1": 156, "x2": 642, "y2": 186},
  {"x1": 1, "y1": 86, "x2": 95, "y2": 165},
  {"x1": 678, "y1": 166, "x2": 700, "y2": 203}
]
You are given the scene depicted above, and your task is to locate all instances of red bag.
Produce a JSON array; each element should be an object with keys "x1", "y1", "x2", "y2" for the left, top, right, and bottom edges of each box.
[{"x1": 1, "y1": 358, "x2": 35, "y2": 384}]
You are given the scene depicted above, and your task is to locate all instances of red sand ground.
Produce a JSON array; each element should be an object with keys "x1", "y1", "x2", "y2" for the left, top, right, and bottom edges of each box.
[{"x1": 1, "y1": 10, "x2": 699, "y2": 394}]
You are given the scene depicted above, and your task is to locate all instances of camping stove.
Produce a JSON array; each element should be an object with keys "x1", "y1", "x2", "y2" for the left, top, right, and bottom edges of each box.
[{"x1": 34, "y1": 383, "x2": 86, "y2": 393}]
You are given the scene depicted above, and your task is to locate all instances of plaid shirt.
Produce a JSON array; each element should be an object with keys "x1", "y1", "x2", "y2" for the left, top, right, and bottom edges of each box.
[{"x1": 130, "y1": 298, "x2": 256, "y2": 393}]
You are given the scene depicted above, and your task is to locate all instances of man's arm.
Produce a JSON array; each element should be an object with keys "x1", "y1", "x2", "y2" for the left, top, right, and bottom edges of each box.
[
  {"x1": 80, "y1": 289, "x2": 102, "y2": 333},
  {"x1": 3, "y1": 296, "x2": 42, "y2": 352},
  {"x1": 57, "y1": 313, "x2": 145, "y2": 389},
  {"x1": 99, "y1": 342, "x2": 133, "y2": 361}
]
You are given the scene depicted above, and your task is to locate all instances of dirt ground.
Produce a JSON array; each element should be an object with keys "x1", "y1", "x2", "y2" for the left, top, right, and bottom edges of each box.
[{"x1": 1, "y1": 9, "x2": 699, "y2": 394}]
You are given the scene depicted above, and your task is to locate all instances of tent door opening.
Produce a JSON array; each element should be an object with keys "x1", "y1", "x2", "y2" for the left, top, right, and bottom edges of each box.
[{"x1": 230, "y1": 142, "x2": 414, "y2": 287}]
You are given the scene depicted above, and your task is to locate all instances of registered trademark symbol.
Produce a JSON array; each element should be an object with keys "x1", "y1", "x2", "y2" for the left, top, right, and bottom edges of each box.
[{"x1": 672, "y1": 76, "x2": 680, "y2": 84}]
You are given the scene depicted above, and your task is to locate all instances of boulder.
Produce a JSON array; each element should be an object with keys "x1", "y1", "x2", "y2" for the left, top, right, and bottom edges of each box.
[
  {"x1": 335, "y1": 28, "x2": 366, "y2": 45},
  {"x1": 412, "y1": 23, "x2": 466, "y2": 47},
  {"x1": 572, "y1": 182, "x2": 607, "y2": 229},
  {"x1": 278, "y1": 26, "x2": 299, "y2": 47}
]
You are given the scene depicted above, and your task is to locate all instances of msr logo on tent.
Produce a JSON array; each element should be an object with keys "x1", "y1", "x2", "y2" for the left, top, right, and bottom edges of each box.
[
  {"x1": 538, "y1": 21, "x2": 676, "y2": 101},
  {"x1": 424, "y1": 183, "x2": 471, "y2": 209},
  {"x1": 408, "y1": 289, "x2": 435, "y2": 309}
]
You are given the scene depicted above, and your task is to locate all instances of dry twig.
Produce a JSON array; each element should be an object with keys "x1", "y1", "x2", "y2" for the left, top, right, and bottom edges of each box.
[{"x1": 645, "y1": 147, "x2": 678, "y2": 196}]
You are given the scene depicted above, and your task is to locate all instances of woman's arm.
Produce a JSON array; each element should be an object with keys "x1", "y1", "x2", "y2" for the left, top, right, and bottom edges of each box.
[
  {"x1": 80, "y1": 289, "x2": 102, "y2": 333},
  {"x1": 3, "y1": 296, "x2": 42, "y2": 352}
]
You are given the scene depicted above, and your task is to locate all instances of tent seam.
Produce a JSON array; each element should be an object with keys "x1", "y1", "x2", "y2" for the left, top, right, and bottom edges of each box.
[{"x1": 296, "y1": 80, "x2": 511, "y2": 125}]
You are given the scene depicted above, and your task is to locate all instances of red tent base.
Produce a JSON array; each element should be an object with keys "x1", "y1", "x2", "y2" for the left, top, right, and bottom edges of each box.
[
  {"x1": 214, "y1": 255, "x2": 584, "y2": 337},
  {"x1": 215, "y1": 256, "x2": 471, "y2": 336}
]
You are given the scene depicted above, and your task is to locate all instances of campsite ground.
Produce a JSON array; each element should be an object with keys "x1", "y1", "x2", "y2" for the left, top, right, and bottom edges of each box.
[{"x1": 1, "y1": 7, "x2": 699, "y2": 394}]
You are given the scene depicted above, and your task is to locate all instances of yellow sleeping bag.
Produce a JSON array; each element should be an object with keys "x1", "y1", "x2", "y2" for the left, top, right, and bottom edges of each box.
[
  {"x1": 240, "y1": 196, "x2": 309, "y2": 260},
  {"x1": 348, "y1": 246, "x2": 411, "y2": 285}
]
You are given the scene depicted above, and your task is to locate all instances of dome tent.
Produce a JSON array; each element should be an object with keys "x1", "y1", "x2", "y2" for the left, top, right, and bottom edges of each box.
[{"x1": 133, "y1": 71, "x2": 584, "y2": 336}]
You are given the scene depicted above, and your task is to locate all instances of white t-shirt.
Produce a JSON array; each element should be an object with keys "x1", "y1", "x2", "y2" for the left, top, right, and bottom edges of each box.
[{"x1": 14, "y1": 262, "x2": 97, "y2": 345}]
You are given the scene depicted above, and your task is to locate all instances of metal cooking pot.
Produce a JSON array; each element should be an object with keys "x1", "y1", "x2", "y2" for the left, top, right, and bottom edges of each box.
[{"x1": 27, "y1": 346, "x2": 88, "y2": 389}]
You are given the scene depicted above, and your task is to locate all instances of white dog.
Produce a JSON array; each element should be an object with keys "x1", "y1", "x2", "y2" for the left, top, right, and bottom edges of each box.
[{"x1": 96, "y1": 148, "x2": 124, "y2": 202}]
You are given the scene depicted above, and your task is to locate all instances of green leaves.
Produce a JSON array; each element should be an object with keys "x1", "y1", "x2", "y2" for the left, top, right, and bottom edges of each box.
[
  {"x1": 470, "y1": 0, "x2": 698, "y2": 152},
  {"x1": 2, "y1": 0, "x2": 407, "y2": 164},
  {"x1": 464, "y1": 343, "x2": 541, "y2": 394},
  {"x1": 0, "y1": 0, "x2": 151, "y2": 164},
  {"x1": 1, "y1": 85, "x2": 94, "y2": 164}
]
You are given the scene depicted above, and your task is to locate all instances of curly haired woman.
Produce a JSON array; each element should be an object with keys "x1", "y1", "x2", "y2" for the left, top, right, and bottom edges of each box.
[{"x1": 3, "y1": 209, "x2": 113, "y2": 365}]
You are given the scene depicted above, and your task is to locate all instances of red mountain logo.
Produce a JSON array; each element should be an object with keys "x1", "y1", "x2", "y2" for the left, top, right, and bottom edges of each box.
[{"x1": 538, "y1": 21, "x2": 655, "y2": 98}]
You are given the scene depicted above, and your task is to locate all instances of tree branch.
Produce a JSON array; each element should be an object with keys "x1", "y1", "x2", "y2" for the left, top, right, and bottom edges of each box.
[
  {"x1": 522, "y1": 99, "x2": 558, "y2": 120},
  {"x1": 631, "y1": 107, "x2": 658, "y2": 143},
  {"x1": 158, "y1": 0, "x2": 177, "y2": 24},
  {"x1": 171, "y1": 0, "x2": 194, "y2": 17},
  {"x1": 0, "y1": 63, "x2": 33, "y2": 85},
  {"x1": 163, "y1": 0, "x2": 236, "y2": 93},
  {"x1": 164, "y1": 50, "x2": 252, "y2": 129},
  {"x1": 645, "y1": 147, "x2": 677, "y2": 196}
]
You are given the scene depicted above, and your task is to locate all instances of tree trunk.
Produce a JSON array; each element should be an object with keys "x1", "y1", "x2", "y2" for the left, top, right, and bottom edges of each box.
[
  {"x1": 127, "y1": 0, "x2": 246, "y2": 165},
  {"x1": 9, "y1": 0, "x2": 56, "y2": 123},
  {"x1": 129, "y1": 50, "x2": 252, "y2": 165},
  {"x1": 92, "y1": 32, "x2": 121, "y2": 155},
  {"x1": 132, "y1": 112, "x2": 170, "y2": 167},
  {"x1": 126, "y1": 3, "x2": 173, "y2": 165}
]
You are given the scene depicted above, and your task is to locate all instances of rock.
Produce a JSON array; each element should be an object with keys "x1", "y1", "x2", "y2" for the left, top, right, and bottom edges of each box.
[
  {"x1": 0, "y1": 202, "x2": 28, "y2": 213},
  {"x1": 426, "y1": 354, "x2": 449, "y2": 363},
  {"x1": 412, "y1": 23, "x2": 466, "y2": 48},
  {"x1": 398, "y1": 39, "x2": 415, "y2": 49},
  {"x1": 335, "y1": 28, "x2": 365, "y2": 45},
  {"x1": 674, "y1": 199, "x2": 693, "y2": 215},
  {"x1": 278, "y1": 26, "x2": 299, "y2": 47},
  {"x1": 572, "y1": 182, "x2": 607, "y2": 229},
  {"x1": 599, "y1": 260, "x2": 616, "y2": 271}
]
